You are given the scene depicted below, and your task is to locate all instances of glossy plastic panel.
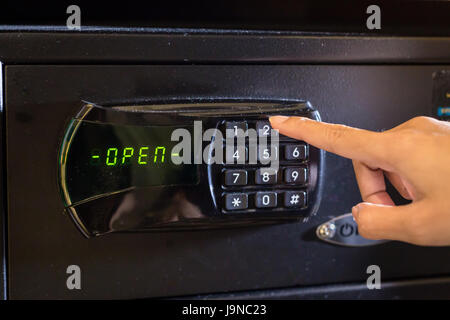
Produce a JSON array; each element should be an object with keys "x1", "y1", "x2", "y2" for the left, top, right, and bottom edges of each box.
[{"x1": 59, "y1": 101, "x2": 322, "y2": 237}]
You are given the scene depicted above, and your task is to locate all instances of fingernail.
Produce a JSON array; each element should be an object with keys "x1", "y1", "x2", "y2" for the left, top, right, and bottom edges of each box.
[
  {"x1": 269, "y1": 116, "x2": 289, "y2": 128},
  {"x1": 352, "y1": 205, "x2": 360, "y2": 221}
]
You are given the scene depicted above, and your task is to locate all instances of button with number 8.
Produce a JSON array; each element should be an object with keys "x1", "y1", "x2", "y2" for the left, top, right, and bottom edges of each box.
[{"x1": 255, "y1": 168, "x2": 278, "y2": 184}]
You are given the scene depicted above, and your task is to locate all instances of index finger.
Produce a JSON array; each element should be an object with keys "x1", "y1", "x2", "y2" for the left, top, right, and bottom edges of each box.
[{"x1": 269, "y1": 116, "x2": 391, "y2": 168}]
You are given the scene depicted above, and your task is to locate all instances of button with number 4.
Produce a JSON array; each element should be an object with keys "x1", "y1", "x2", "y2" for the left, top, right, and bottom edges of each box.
[
  {"x1": 224, "y1": 169, "x2": 248, "y2": 186},
  {"x1": 225, "y1": 146, "x2": 248, "y2": 164},
  {"x1": 255, "y1": 168, "x2": 278, "y2": 184},
  {"x1": 285, "y1": 144, "x2": 307, "y2": 161}
]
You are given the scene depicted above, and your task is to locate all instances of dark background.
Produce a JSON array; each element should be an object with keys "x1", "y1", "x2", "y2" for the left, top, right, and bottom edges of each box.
[{"x1": 0, "y1": 0, "x2": 449, "y2": 35}]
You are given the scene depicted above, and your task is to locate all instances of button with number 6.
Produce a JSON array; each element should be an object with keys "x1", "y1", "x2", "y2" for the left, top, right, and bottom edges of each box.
[{"x1": 284, "y1": 144, "x2": 307, "y2": 161}]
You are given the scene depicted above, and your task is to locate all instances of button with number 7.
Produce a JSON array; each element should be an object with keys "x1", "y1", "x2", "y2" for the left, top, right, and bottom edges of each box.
[{"x1": 224, "y1": 170, "x2": 248, "y2": 186}]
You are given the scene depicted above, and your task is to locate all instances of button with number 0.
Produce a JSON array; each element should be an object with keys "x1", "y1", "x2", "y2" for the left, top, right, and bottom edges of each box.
[
  {"x1": 255, "y1": 192, "x2": 277, "y2": 208},
  {"x1": 224, "y1": 169, "x2": 248, "y2": 186}
]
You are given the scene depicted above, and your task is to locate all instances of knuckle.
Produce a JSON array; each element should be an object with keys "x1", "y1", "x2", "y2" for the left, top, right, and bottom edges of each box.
[
  {"x1": 388, "y1": 129, "x2": 420, "y2": 150},
  {"x1": 406, "y1": 116, "x2": 435, "y2": 127}
]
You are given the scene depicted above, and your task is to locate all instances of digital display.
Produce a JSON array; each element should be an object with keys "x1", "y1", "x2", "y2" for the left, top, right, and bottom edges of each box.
[{"x1": 63, "y1": 120, "x2": 199, "y2": 204}]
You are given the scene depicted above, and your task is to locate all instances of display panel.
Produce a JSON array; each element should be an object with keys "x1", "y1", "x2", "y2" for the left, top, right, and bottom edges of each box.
[{"x1": 62, "y1": 120, "x2": 199, "y2": 205}]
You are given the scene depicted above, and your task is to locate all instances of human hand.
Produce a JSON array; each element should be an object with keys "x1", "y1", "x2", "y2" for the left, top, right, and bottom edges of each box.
[{"x1": 270, "y1": 115, "x2": 450, "y2": 246}]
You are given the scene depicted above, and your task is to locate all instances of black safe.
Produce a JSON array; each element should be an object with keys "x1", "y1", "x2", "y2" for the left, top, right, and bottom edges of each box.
[
  {"x1": 1, "y1": 31, "x2": 450, "y2": 299},
  {"x1": 60, "y1": 101, "x2": 322, "y2": 237}
]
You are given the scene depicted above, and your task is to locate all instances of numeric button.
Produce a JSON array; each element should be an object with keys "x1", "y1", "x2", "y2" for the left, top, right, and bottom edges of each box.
[
  {"x1": 224, "y1": 170, "x2": 248, "y2": 186},
  {"x1": 224, "y1": 193, "x2": 248, "y2": 211},
  {"x1": 255, "y1": 192, "x2": 277, "y2": 208},
  {"x1": 225, "y1": 121, "x2": 248, "y2": 138},
  {"x1": 256, "y1": 120, "x2": 278, "y2": 137},
  {"x1": 225, "y1": 146, "x2": 248, "y2": 164},
  {"x1": 284, "y1": 167, "x2": 307, "y2": 184},
  {"x1": 258, "y1": 145, "x2": 279, "y2": 163},
  {"x1": 284, "y1": 144, "x2": 308, "y2": 161},
  {"x1": 255, "y1": 168, "x2": 278, "y2": 185}
]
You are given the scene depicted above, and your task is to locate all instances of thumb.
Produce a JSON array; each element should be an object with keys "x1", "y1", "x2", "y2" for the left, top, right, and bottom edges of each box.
[{"x1": 352, "y1": 202, "x2": 418, "y2": 243}]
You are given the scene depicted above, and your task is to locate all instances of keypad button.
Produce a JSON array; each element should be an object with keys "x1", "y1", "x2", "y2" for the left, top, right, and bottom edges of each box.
[
  {"x1": 225, "y1": 146, "x2": 248, "y2": 164},
  {"x1": 284, "y1": 144, "x2": 308, "y2": 161},
  {"x1": 255, "y1": 168, "x2": 278, "y2": 185},
  {"x1": 255, "y1": 192, "x2": 277, "y2": 208},
  {"x1": 258, "y1": 145, "x2": 279, "y2": 163},
  {"x1": 284, "y1": 167, "x2": 307, "y2": 184},
  {"x1": 224, "y1": 193, "x2": 248, "y2": 210},
  {"x1": 284, "y1": 191, "x2": 306, "y2": 208},
  {"x1": 256, "y1": 120, "x2": 278, "y2": 137},
  {"x1": 225, "y1": 121, "x2": 248, "y2": 138},
  {"x1": 224, "y1": 169, "x2": 248, "y2": 186}
]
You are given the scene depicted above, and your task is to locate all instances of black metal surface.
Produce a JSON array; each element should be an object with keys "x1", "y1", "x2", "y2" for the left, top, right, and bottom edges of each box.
[
  {"x1": 5, "y1": 64, "x2": 450, "y2": 299},
  {"x1": 1, "y1": 1, "x2": 449, "y2": 35},
  {"x1": 0, "y1": 32, "x2": 449, "y2": 65},
  {"x1": 0, "y1": 62, "x2": 5, "y2": 300},
  {"x1": 190, "y1": 277, "x2": 450, "y2": 300}
]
